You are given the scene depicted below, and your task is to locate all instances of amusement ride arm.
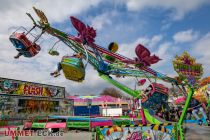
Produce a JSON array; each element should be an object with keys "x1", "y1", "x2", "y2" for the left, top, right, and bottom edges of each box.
[
  {"x1": 143, "y1": 109, "x2": 161, "y2": 124},
  {"x1": 32, "y1": 7, "x2": 178, "y2": 85},
  {"x1": 18, "y1": 7, "x2": 189, "y2": 127},
  {"x1": 99, "y1": 72, "x2": 140, "y2": 97},
  {"x1": 47, "y1": 27, "x2": 179, "y2": 83}
]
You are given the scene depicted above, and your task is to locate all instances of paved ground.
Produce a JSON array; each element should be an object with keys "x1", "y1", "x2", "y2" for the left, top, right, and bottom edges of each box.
[
  {"x1": 185, "y1": 125, "x2": 210, "y2": 140},
  {"x1": 0, "y1": 125, "x2": 209, "y2": 140}
]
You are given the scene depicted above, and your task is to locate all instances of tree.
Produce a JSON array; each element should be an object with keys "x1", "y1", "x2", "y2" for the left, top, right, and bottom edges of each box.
[{"x1": 100, "y1": 87, "x2": 128, "y2": 98}]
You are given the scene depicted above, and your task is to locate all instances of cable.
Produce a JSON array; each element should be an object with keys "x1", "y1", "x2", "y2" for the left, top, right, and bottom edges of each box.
[
  {"x1": 51, "y1": 40, "x2": 61, "y2": 51},
  {"x1": 81, "y1": 44, "x2": 89, "y2": 69}
]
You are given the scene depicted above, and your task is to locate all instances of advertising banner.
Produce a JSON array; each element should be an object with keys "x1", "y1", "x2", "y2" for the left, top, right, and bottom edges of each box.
[
  {"x1": 66, "y1": 121, "x2": 90, "y2": 128},
  {"x1": 0, "y1": 77, "x2": 65, "y2": 98},
  {"x1": 32, "y1": 122, "x2": 46, "y2": 128}
]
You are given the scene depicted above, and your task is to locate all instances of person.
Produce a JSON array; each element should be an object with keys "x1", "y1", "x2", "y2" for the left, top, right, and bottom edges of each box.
[
  {"x1": 192, "y1": 106, "x2": 209, "y2": 125},
  {"x1": 14, "y1": 39, "x2": 25, "y2": 59},
  {"x1": 50, "y1": 62, "x2": 62, "y2": 77},
  {"x1": 14, "y1": 42, "x2": 40, "y2": 59},
  {"x1": 188, "y1": 98, "x2": 209, "y2": 125},
  {"x1": 126, "y1": 129, "x2": 132, "y2": 139},
  {"x1": 50, "y1": 53, "x2": 83, "y2": 77},
  {"x1": 13, "y1": 34, "x2": 31, "y2": 59},
  {"x1": 156, "y1": 106, "x2": 163, "y2": 118},
  {"x1": 14, "y1": 52, "x2": 22, "y2": 59},
  {"x1": 164, "y1": 111, "x2": 170, "y2": 121}
]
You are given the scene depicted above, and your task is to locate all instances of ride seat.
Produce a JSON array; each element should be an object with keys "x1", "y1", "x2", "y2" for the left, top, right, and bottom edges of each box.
[{"x1": 9, "y1": 32, "x2": 41, "y2": 57}]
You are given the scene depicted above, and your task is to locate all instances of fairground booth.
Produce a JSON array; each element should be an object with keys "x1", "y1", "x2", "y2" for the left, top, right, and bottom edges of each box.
[
  {"x1": 0, "y1": 77, "x2": 73, "y2": 117},
  {"x1": 68, "y1": 95, "x2": 129, "y2": 116}
]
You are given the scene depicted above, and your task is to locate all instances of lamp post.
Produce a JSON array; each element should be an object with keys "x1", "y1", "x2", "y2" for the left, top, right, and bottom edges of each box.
[{"x1": 87, "y1": 99, "x2": 92, "y2": 131}]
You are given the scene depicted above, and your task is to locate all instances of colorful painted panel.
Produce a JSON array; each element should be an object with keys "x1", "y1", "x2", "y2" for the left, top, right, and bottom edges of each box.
[
  {"x1": 96, "y1": 124, "x2": 174, "y2": 140},
  {"x1": 0, "y1": 77, "x2": 65, "y2": 98}
]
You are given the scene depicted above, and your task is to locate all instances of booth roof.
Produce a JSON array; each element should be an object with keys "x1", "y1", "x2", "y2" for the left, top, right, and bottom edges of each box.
[{"x1": 67, "y1": 95, "x2": 124, "y2": 102}]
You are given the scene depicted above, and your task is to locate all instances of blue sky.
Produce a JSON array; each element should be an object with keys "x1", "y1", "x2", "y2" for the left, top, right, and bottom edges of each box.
[{"x1": 0, "y1": 0, "x2": 210, "y2": 95}]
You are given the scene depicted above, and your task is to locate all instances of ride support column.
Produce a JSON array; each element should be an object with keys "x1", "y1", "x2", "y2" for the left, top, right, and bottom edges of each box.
[{"x1": 178, "y1": 87, "x2": 194, "y2": 125}]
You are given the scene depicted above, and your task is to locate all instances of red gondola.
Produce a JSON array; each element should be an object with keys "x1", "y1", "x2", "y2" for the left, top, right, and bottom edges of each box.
[
  {"x1": 10, "y1": 31, "x2": 41, "y2": 58},
  {"x1": 141, "y1": 83, "x2": 169, "y2": 113},
  {"x1": 9, "y1": 13, "x2": 43, "y2": 59}
]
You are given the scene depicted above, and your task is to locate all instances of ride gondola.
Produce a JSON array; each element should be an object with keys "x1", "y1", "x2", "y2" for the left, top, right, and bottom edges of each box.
[
  {"x1": 9, "y1": 13, "x2": 43, "y2": 58},
  {"x1": 9, "y1": 31, "x2": 41, "y2": 58},
  {"x1": 141, "y1": 83, "x2": 169, "y2": 114},
  {"x1": 61, "y1": 55, "x2": 85, "y2": 82}
]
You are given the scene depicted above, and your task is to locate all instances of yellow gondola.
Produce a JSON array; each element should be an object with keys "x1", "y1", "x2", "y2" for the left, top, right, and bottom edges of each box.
[{"x1": 61, "y1": 57, "x2": 85, "y2": 82}]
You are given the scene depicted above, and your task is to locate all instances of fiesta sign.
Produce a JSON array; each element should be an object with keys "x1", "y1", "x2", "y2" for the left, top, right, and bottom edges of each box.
[
  {"x1": 173, "y1": 52, "x2": 203, "y2": 86},
  {"x1": 23, "y1": 85, "x2": 43, "y2": 96},
  {"x1": 0, "y1": 77, "x2": 65, "y2": 98}
]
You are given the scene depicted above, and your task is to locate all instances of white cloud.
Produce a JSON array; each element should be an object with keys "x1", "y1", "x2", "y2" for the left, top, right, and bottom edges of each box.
[
  {"x1": 34, "y1": 0, "x2": 102, "y2": 23},
  {"x1": 125, "y1": 0, "x2": 210, "y2": 20},
  {"x1": 149, "y1": 35, "x2": 163, "y2": 48},
  {"x1": 0, "y1": 33, "x2": 111, "y2": 95},
  {"x1": 0, "y1": 1, "x2": 169, "y2": 97},
  {"x1": 152, "y1": 42, "x2": 170, "y2": 69},
  {"x1": 118, "y1": 34, "x2": 163, "y2": 58},
  {"x1": 118, "y1": 37, "x2": 149, "y2": 58},
  {"x1": 192, "y1": 32, "x2": 210, "y2": 76},
  {"x1": 0, "y1": 0, "x2": 108, "y2": 95},
  {"x1": 156, "y1": 42, "x2": 170, "y2": 56},
  {"x1": 161, "y1": 23, "x2": 172, "y2": 31},
  {"x1": 173, "y1": 29, "x2": 199, "y2": 43},
  {"x1": 0, "y1": 0, "x2": 102, "y2": 34},
  {"x1": 90, "y1": 13, "x2": 112, "y2": 30},
  {"x1": 118, "y1": 36, "x2": 175, "y2": 73}
]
